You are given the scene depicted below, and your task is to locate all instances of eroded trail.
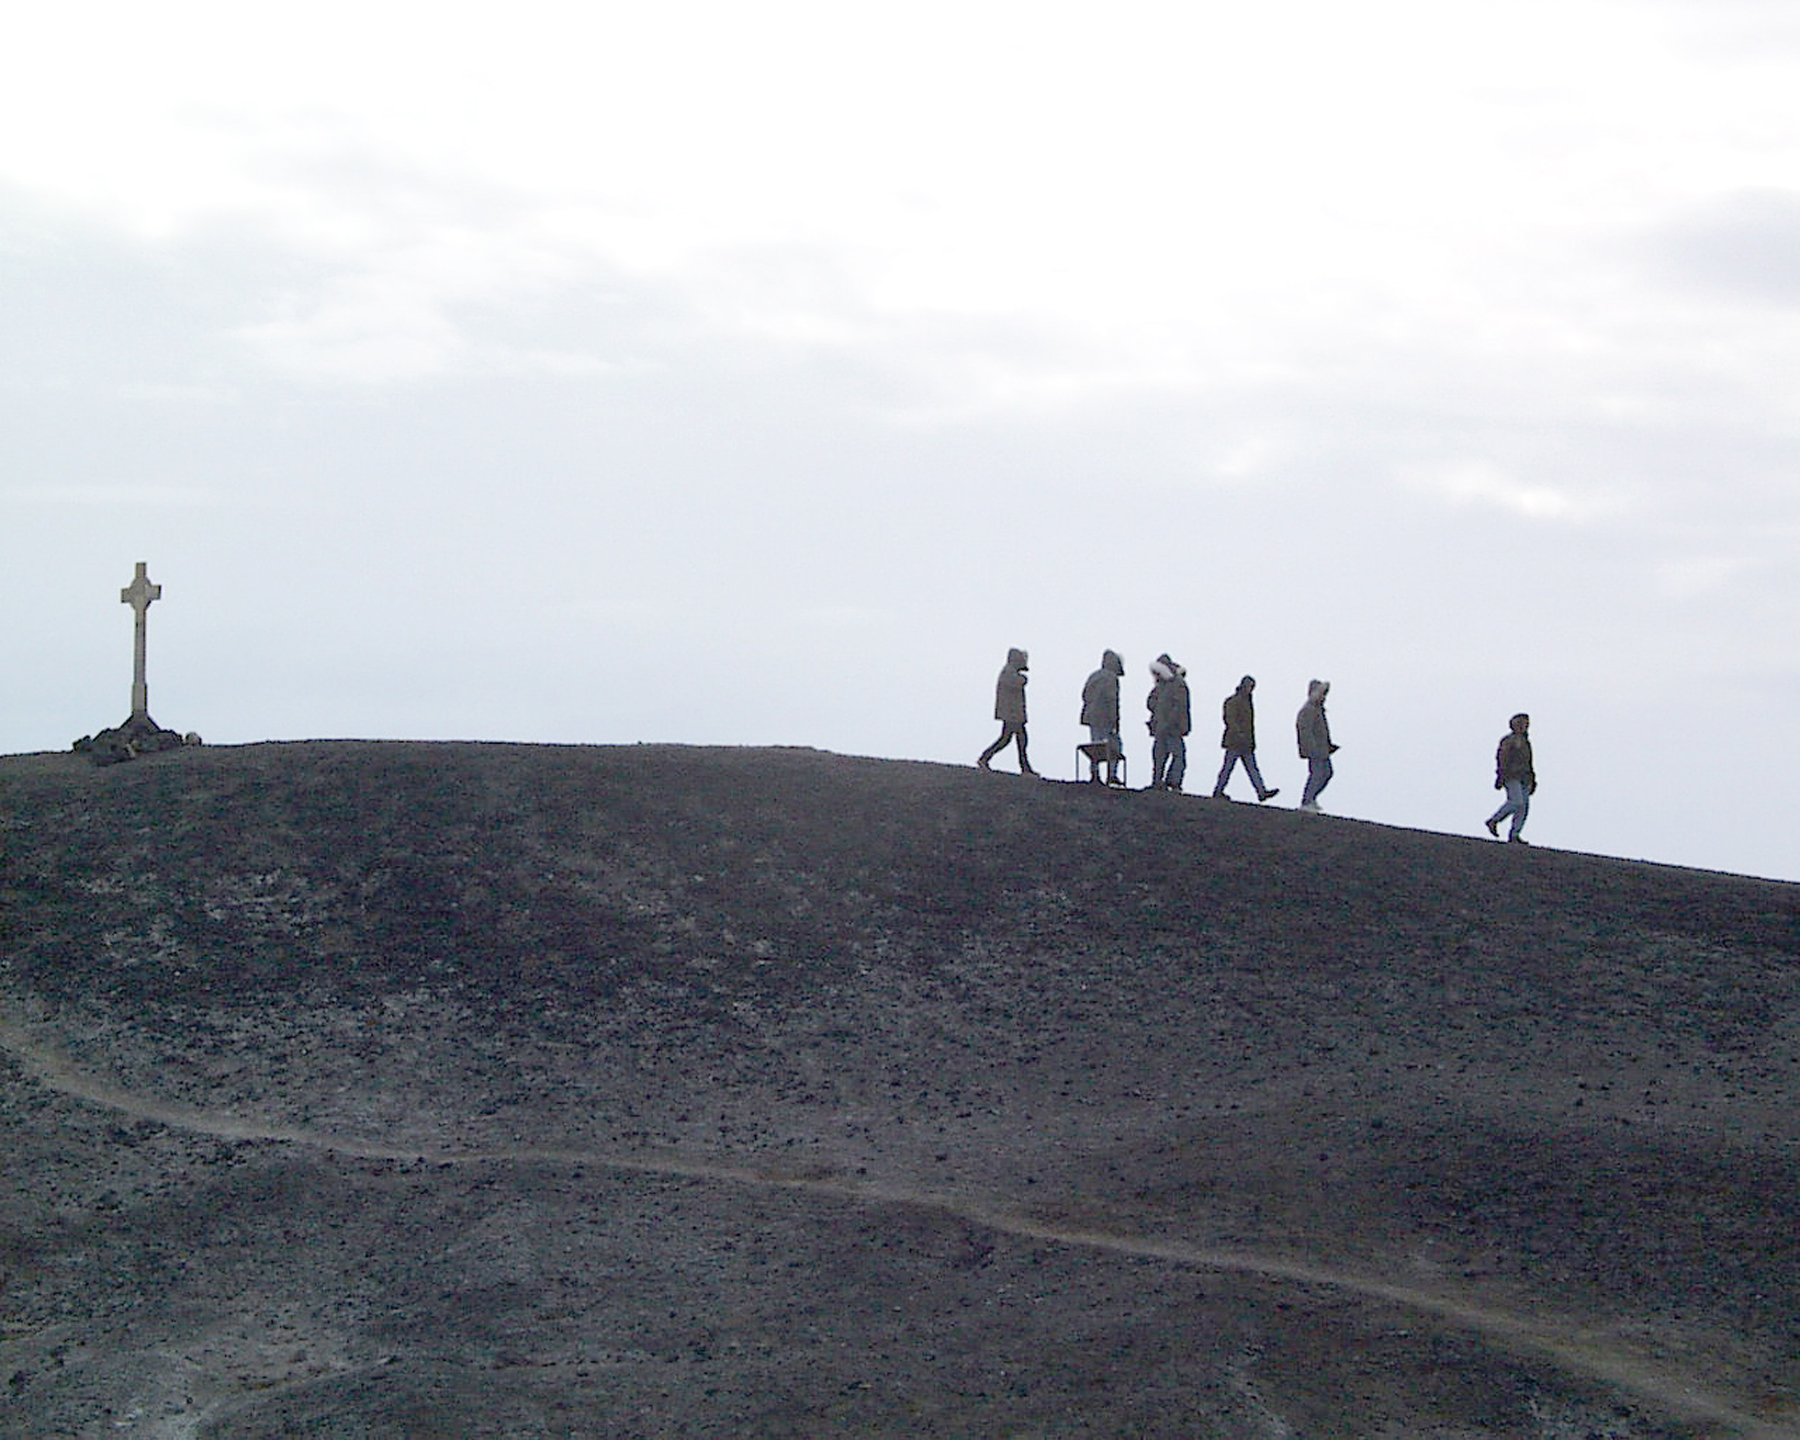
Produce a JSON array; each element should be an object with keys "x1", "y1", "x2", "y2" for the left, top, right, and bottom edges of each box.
[{"x1": 0, "y1": 1015, "x2": 1786, "y2": 1439}]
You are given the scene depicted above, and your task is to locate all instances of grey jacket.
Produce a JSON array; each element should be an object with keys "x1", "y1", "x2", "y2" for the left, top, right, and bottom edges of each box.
[
  {"x1": 1148, "y1": 663, "x2": 1191, "y2": 738},
  {"x1": 1080, "y1": 650, "x2": 1124, "y2": 731},
  {"x1": 994, "y1": 648, "x2": 1029, "y2": 725},
  {"x1": 1295, "y1": 681, "x2": 1333, "y2": 760}
]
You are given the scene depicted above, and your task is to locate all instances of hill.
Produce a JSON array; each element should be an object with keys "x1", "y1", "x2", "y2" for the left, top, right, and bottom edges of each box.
[{"x1": 2, "y1": 741, "x2": 1797, "y2": 1437}]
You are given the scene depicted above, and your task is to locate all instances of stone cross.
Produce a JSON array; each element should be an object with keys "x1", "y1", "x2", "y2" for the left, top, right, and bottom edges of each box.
[{"x1": 120, "y1": 561, "x2": 162, "y2": 718}]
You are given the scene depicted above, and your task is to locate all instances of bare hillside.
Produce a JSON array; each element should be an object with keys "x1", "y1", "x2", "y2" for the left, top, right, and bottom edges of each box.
[{"x1": 2, "y1": 741, "x2": 1797, "y2": 1437}]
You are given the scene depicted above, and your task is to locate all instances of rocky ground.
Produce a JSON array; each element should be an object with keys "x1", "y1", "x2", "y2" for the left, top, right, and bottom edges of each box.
[{"x1": 1, "y1": 741, "x2": 1797, "y2": 1438}]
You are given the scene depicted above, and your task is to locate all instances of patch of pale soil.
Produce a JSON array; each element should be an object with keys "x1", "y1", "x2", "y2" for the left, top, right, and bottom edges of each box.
[{"x1": 1, "y1": 1014, "x2": 1784, "y2": 1440}]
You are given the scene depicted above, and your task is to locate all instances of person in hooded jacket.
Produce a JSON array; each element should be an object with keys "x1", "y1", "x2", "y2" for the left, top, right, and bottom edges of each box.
[
  {"x1": 1080, "y1": 649, "x2": 1125, "y2": 785},
  {"x1": 1146, "y1": 654, "x2": 1191, "y2": 791},
  {"x1": 978, "y1": 647, "x2": 1035, "y2": 774},
  {"x1": 1295, "y1": 679, "x2": 1338, "y2": 812},
  {"x1": 1484, "y1": 712, "x2": 1536, "y2": 843},
  {"x1": 1212, "y1": 675, "x2": 1279, "y2": 802}
]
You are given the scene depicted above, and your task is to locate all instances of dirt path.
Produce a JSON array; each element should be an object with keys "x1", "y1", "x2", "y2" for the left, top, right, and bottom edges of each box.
[{"x1": 1, "y1": 1015, "x2": 1785, "y2": 1439}]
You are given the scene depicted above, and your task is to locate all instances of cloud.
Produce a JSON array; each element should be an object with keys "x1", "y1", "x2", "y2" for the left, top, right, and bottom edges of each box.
[
  {"x1": 116, "y1": 382, "x2": 240, "y2": 405},
  {"x1": 1400, "y1": 462, "x2": 1607, "y2": 522},
  {"x1": 236, "y1": 284, "x2": 465, "y2": 385},
  {"x1": 1646, "y1": 189, "x2": 1800, "y2": 306},
  {"x1": 1663, "y1": 0, "x2": 1800, "y2": 56},
  {"x1": 1, "y1": 485, "x2": 220, "y2": 508},
  {"x1": 1654, "y1": 554, "x2": 1765, "y2": 601}
]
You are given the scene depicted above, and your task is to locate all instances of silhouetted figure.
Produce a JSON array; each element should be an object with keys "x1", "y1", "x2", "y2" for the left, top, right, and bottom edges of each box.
[
  {"x1": 1296, "y1": 679, "x2": 1337, "y2": 813},
  {"x1": 1147, "y1": 655, "x2": 1191, "y2": 791},
  {"x1": 1080, "y1": 649, "x2": 1125, "y2": 784},
  {"x1": 1485, "y1": 712, "x2": 1536, "y2": 843},
  {"x1": 978, "y1": 647, "x2": 1035, "y2": 774},
  {"x1": 1212, "y1": 675, "x2": 1278, "y2": 802}
]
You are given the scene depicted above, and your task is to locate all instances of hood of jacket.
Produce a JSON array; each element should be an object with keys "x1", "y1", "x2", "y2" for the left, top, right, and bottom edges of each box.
[{"x1": 1006, "y1": 647, "x2": 1029, "y2": 670}]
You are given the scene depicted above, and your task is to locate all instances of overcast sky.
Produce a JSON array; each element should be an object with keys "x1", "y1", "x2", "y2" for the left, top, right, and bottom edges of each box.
[{"x1": 5, "y1": 1, "x2": 1799, "y2": 881}]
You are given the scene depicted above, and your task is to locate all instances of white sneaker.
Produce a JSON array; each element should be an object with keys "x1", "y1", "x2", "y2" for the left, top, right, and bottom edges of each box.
[{"x1": 1299, "y1": 801, "x2": 1322, "y2": 814}]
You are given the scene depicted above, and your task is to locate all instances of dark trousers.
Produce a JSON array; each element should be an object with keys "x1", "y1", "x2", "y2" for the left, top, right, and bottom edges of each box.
[{"x1": 979, "y1": 722, "x2": 1032, "y2": 773}]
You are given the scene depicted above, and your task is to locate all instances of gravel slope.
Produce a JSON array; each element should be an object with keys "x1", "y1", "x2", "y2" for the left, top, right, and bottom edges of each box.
[{"x1": 2, "y1": 741, "x2": 1797, "y2": 1437}]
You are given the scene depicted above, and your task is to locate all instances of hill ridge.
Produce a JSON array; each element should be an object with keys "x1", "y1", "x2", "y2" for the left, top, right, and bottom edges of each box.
[{"x1": 3, "y1": 740, "x2": 1797, "y2": 1436}]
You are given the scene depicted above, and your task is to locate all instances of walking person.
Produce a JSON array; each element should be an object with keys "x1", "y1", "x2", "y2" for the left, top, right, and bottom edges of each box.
[
  {"x1": 1295, "y1": 679, "x2": 1338, "y2": 813},
  {"x1": 1485, "y1": 712, "x2": 1536, "y2": 843},
  {"x1": 1080, "y1": 649, "x2": 1125, "y2": 785},
  {"x1": 977, "y1": 647, "x2": 1035, "y2": 775},
  {"x1": 1212, "y1": 675, "x2": 1279, "y2": 802},
  {"x1": 1147, "y1": 654, "x2": 1191, "y2": 791}
]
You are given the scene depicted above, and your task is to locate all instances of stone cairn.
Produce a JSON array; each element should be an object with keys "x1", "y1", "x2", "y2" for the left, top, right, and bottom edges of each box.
[{"x1": 71, "y1": 562, "x2": 199, "y2": 765}]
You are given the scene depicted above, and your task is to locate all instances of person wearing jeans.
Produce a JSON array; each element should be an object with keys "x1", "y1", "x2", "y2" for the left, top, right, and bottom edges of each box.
[
  {"x1": 1295, "y1": 679, "x2": 1337, "y2": 812},
  {"x1": 1212, "y1": 675, "x2": 1279, "y2": 803},
  {"x1": 1147, "y1": 655, "x2": 1191, "y2": 791},
  {"x1": 1485, "y1": 712, "x2": 1536, "y2": 843}
]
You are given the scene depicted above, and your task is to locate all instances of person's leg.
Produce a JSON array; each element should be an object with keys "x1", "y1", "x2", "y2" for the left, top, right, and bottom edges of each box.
[
  {"x1": 1151, "y1": 735, "x2": 1170, "y2": 788},
  {"x1": 1238, "y1": 752, "x2": 1281, "y2": 799},
  {"x1": 1086, "y1": 725, "x2": 1107, "y2": 781},
  {"x1": 1242, "y1": 750, "x2": 1275, "y2": 801},
  {"x1": 1213, "y1": 750, "x2": 1238, "y2": 797},
  {"x1": 1167, "y1": 737, "x2": 1187, "y2": 792},
  {"x1": 1486, "y1": 780, "x2": 1525, "y2": 835},
  {"x1": 1302, "y1": 756, "x2": 1332, "y2": 808},
  {"x1": 1505, "y1": 778, "x2": 1529, "y2": 839},
  {"x1": 1102, "y1": 728, "x2": 1122, "y2": 784},
  {"x1": 981, "y1": 722, "x2": 1027, "y2": 772}
]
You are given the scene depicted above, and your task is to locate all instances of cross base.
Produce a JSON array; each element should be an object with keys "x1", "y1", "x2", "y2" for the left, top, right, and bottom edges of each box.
[{"x1": 72, "y1": 713, "x2": 193, "y2": 766}]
